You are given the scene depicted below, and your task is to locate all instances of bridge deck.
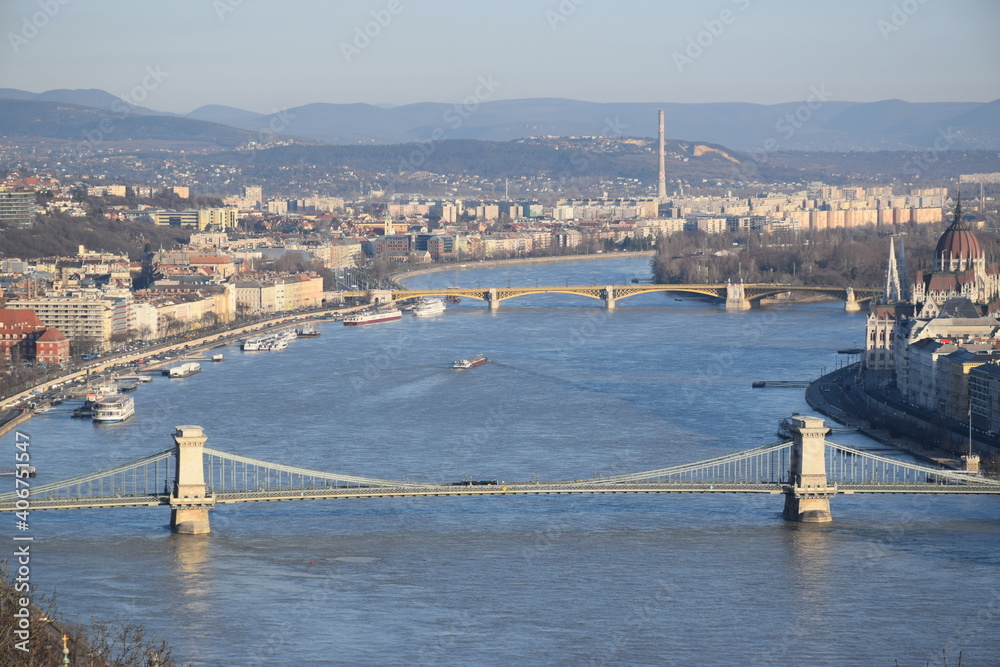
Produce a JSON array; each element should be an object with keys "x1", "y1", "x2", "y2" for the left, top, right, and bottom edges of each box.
[
  {"x1": 8, "y1": 481, "x2": 1000, "y2": 511},
  {"x1": 341, "y1": 284, "x2": 881, "y2": 304}
]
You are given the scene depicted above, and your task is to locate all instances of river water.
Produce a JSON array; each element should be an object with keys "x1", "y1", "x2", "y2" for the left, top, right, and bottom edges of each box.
[{"x1": 7, "y1": 257, "x2": 1000, "y2": 666}]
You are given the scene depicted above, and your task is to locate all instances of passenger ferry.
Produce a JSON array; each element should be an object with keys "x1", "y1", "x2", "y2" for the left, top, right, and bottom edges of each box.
[
  {"x1": 412, "y1": 298, "x2": 446, "y2": 318},
  {"x1": 166, "y1": 362, "x2": 201, "y2": 378},
  {"x1": 242, "y1": 337, "x2": 265, "y2": 351},
  {"x1": 344, "y1": 309, "x2": 403, "y2": 326},
  {"x1": 453, "y1": 354, "x2": 488, "y2": 369},
  {"x1": 92, "y1": 395, "x2": 135, "y2": 423}
]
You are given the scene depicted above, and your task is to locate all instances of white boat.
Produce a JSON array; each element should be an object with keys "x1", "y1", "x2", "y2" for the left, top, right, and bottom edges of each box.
[
  {"x1": 242, "y1": 338, "x2": 264, "y2": 351},
  {"x1": 263, "y1": 339, "x2": 288, "y2": 351},
  {"x1": 167, "y1": 362, "x2": 201, "y2": 378},
  {"x1": 92, "y1": 395, "x2": 135, "y2": 423},
  {"x1": 344, "y1": 309, "x2": 403, "y2": 326},
  {"x1": 412, "y1": 298, "x2": 446, "y2": 318},
  {"x1": 212, "y1": 353, "x2": 225, "y2": 362},
  {"x1": 83, "y1": 383, "x2": 115, "y2": 402}
]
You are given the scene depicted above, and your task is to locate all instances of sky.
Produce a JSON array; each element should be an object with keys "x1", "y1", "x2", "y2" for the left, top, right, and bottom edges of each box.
[{"x1": 1, "y1": 0, "x2": 998, "y2": 114}]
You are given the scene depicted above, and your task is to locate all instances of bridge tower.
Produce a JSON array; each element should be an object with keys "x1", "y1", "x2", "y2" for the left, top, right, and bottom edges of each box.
[
  {"x1": 170, "y1": 425, "x2": 214, "y2": 534},
  {"x1": 603, "y1": 285, "x2": 615, "y2": 310},
  {"x1": 844, "y1": 287, "x2": 861, "y2": 312},
  {"x1": 725, "y1": 281, "x2": 751, "y2": 311},
  {"x1": 783, "y1": 415, "x2": 835, "y2": 523},
  {"x1": 487, "y1": 288, "x2": 500, "y2": 311},
  {"x1": 369, "y1": 289, "x2": 393, "y2": 305}
]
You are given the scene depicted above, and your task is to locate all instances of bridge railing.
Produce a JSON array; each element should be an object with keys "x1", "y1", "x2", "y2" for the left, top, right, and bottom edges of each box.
[
  {"x1": 574, "y1": 441, "x2": 794, "y2": 486},
  {"x1": 825, "y1": 442, "x2": 1000, "y2": 487},
  {"x1": 202, "y1": 448, "x2": 433, "y2": 494},
  {"x1": 0, "y1": 449, "x2": 174, "y2": 503}
]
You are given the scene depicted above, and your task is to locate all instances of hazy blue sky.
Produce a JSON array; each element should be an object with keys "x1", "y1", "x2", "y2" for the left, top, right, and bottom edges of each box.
[{"x1": 2, "y1": 0, "x2": 998, "y2": 113}]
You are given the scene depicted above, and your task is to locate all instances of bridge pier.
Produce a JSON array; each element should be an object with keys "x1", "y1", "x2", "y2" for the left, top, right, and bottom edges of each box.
[
  {"x1": 604, "y1": 286, "x2": 615, "y2": 310},
  {"x1": 170, "y1": 425, "x2": 214, "y2": 534},
  {"x1": 783, "y1": 415, "x2": 834, "y2": 523},
  {"x1": 725, "y1": 281, "x2": 751, "y2": 311},
  {"x1": 487, "y1": 288, "x2": 500, "y2": 311},
  {"x1": 844, "y1": 287, "x2": 861, "y2": 312}
]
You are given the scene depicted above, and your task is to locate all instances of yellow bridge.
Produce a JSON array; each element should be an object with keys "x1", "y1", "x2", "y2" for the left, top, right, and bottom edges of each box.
[{"x1": 344, "y1": 283, "x2": 881, "y2": 311}]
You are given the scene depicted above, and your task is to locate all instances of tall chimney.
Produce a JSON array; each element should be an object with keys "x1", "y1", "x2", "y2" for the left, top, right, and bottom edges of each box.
[{"x1": 657, "y1": 109, "x2": 667, "y2": 200}]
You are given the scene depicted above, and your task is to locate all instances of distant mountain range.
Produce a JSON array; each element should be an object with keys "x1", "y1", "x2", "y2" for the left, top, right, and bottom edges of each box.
[{"x1": 1, "y1": 88, "x2": 998, "y2": 152}]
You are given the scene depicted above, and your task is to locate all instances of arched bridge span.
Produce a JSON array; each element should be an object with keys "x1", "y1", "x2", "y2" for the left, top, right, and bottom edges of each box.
[{"x1": 343, "y1": 284, "x2": 880, "y2": 311}]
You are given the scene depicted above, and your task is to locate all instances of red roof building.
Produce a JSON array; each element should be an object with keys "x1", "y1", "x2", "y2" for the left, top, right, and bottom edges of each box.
[
  {"x1": 0, "y1": 309, "x2": 70, "y2": 363},
  {"x1": 35, "y1": 328, "x2": 70, "y2": 364}
]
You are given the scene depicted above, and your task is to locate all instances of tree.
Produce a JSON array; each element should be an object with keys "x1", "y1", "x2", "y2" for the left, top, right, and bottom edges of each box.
[
  {"x1": 199, "y1": 312, "x2": 219, "y2": 329},
  {"x1": 160, "y1": 316, "x2": 182, "y2": 337},
  {"x1": 1, "y1": 561, "x2": 186, "y2": 666}
]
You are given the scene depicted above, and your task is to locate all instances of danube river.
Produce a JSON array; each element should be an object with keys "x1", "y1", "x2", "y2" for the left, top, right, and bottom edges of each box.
[{"x1": 9, "y1": 257, "x2": 1000, "y2": 665}]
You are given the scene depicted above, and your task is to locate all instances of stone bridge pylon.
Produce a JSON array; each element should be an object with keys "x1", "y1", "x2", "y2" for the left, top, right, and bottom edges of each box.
[
  {"x1": 170, "y1": 425, "x2": 214, "y2": 534},
  {"x1": 783, "y1": 415, "x2": 835, "y2": 522}
]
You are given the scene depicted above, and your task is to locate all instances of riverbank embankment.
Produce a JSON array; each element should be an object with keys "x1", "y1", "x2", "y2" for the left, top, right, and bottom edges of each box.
[
  {"x1": 0, "y1": 304, "x2": 368, "y2": 432},
  {"x1": 805, "y1": 363, "x2": 996, "y2": 469}
]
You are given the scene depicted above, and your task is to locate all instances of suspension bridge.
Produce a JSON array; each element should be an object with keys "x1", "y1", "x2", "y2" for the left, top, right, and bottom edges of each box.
[
  {"x1": 344, "y1": 283, "x2": 881, "y2": 311},
  {"x1": 2, "y1": 416, "x2": 998, "y2": 533}
]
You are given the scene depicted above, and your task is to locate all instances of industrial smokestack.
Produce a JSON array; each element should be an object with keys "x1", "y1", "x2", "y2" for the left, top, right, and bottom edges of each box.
[{"x1": 657, "y1": 109, "x2": 667, "y2": 200}]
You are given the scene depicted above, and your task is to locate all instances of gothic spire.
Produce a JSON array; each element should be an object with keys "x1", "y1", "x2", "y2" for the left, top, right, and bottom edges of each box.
[
  {"x1": 885, "y1": 236, "x2": 901, "y2": 303},
  {"x1": 952, "y1": 191, "x2": 965, "y2": 230},
  {"x1": 897, "y1": 236, "x2": 910, "y2": 301}
]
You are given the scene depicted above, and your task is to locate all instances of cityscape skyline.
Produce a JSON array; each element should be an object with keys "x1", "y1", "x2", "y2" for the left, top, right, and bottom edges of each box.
[{"x1": 2, "y1": 0, "x2": 998, "y2": 114}]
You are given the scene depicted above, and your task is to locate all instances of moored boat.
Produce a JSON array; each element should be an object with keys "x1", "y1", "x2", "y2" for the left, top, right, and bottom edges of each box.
[
  {"x1": 92, "y1": 395, "x2": 135, "y2": 423},
  {"x1": 166, "y1": 362, "x2": 201, "y2": 378},
  {"x1": 296, "y1": 323, "x2": 321, "y2": 337},
  {"x1": 344, "y1": 309, "x2": 403, "y2": 326},
  {"x1": 453, "y1": 354, "x2": 488, "y2": 369},
  {"x1": 242, "y1": 338, "x2": 265, "y2": 351},
  {"x1": 412, "y1": 298, "x2": 446, "y2": 318},
  {"x1": 777, "y1": 416, "x2": 797, "y2": 440}
]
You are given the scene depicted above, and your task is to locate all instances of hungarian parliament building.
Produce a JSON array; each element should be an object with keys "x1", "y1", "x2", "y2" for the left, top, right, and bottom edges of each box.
[{"x1": 864, "y1": 202, "x2": 1000, "y2": 434}]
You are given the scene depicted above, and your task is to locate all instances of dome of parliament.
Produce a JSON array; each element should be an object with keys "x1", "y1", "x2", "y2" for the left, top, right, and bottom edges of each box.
[
  {"x1": 934, "y1": 201, "x2": 980, "y2": 266},
  {"x1": 935, "y1": 225, "x2": 981, "y2": 263}
]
